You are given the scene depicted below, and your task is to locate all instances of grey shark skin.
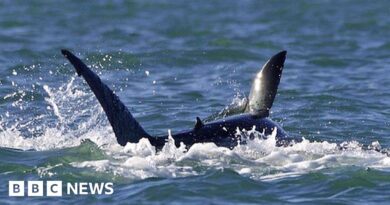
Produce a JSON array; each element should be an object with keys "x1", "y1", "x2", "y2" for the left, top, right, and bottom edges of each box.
[{"x1": 61, "y1": 49, "x2": 294, "y2": 150}]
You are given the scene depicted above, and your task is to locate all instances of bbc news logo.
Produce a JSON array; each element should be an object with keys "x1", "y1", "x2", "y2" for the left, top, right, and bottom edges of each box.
[{"x1": 9, "y1": 181, "x2": 114, "y2": 197}]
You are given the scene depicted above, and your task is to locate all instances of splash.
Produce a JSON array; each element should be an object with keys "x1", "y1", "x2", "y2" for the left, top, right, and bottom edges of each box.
[
  {"x1": 0, "y1": 79, "x2": 389, "y2": 182},
  {"x1": 67, "y1": 129, "x2": 390, "y2": 181},
  {"x1": 0, "y1": 78, "x2": 116, "y2": 150}
]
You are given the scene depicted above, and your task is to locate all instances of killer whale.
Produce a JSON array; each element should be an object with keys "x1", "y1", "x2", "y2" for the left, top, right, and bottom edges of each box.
[{"x1": 61, "y1": 49, "x2": 293, "y2": 149}]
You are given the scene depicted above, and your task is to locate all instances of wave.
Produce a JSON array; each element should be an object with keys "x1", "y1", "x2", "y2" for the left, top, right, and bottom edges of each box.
[{"x1": 0, "y1": 79, "x2": 389, "y2": 182}]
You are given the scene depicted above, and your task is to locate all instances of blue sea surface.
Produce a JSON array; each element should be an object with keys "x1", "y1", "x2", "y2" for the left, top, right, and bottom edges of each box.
[{"x1": 1, "y1": 1, "x2": 390, "y2": 204}]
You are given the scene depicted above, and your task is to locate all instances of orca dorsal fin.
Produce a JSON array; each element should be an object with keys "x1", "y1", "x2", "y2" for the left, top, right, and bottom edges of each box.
[
  {"x1": 61, "y1": 49, "x2": 151, "y2": 146},
  {"x1": 194, "y1": 117, "x2": 204, "y2": 130},
  {"x1": 245, "y1": 51, "x2": 287, "y2": 117}
]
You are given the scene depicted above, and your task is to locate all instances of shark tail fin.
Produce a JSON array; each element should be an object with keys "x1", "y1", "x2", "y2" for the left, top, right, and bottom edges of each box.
[
  {"x1": 61, "y1": 49, "x2": 151, "y2": 146},
  {"x1": 245, "y1": 50, "x2": 287, "y2": 117}
]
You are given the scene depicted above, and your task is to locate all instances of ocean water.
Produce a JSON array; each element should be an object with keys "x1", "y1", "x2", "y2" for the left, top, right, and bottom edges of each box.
[{"x1": 1, "y1": 0, "x2": 390, "y2": 204}]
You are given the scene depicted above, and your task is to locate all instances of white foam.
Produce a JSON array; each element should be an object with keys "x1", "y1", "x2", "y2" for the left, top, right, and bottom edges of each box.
[
  {"x1": 1, "y1": 79, "x2": 390, "y2": 181},
  {"x1": 67, "y1": 133, "x2": 390, "y2": 181}
]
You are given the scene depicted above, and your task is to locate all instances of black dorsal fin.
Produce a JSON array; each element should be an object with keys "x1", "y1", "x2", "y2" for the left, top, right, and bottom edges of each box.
[
  {"x1": 194, "y1": 117, "x2": 204, "y2": 130},
  {"x1": 245, "y1": 50, "x2": 287, "y2": 117},
  {"x1": 61, "y1": 49, "x2": 151, "y2": 146}
]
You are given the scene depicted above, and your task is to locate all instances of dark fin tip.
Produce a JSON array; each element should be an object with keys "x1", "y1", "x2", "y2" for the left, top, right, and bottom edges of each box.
[
  {"x1": 60, "y1": 49, "x2": 82, "y2": 76},
  {"x1": 61, "y1": 49, "x2": 70, "y2": 56},
  {"x1": 276, "y1": 50, "x2": 287, "y2": 57},
  {"x1": 272, "y1": 50, "x2": 287, "y2": 64}
]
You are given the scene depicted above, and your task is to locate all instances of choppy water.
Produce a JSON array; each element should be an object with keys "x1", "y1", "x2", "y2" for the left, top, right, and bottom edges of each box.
[{"x1": 1, "y1": 0, "x2": 390, "y2": 204}]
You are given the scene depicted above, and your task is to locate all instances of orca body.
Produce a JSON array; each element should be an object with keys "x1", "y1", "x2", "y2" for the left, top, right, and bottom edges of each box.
[
  {"x1": 148, "y1": 114, "x2": 290, "y2": 149},
  {"x1": 61, "y1": 49, "x2": 293, "y2": 150}
]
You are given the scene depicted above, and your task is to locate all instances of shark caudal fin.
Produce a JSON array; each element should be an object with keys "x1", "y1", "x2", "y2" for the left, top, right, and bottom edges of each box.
[
  {"x1": 61, "y1": 49, "x2": 151, "y2": 146},
  {"x1": 245, "y1": 50, "x2": 287, "y2": 117}
]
